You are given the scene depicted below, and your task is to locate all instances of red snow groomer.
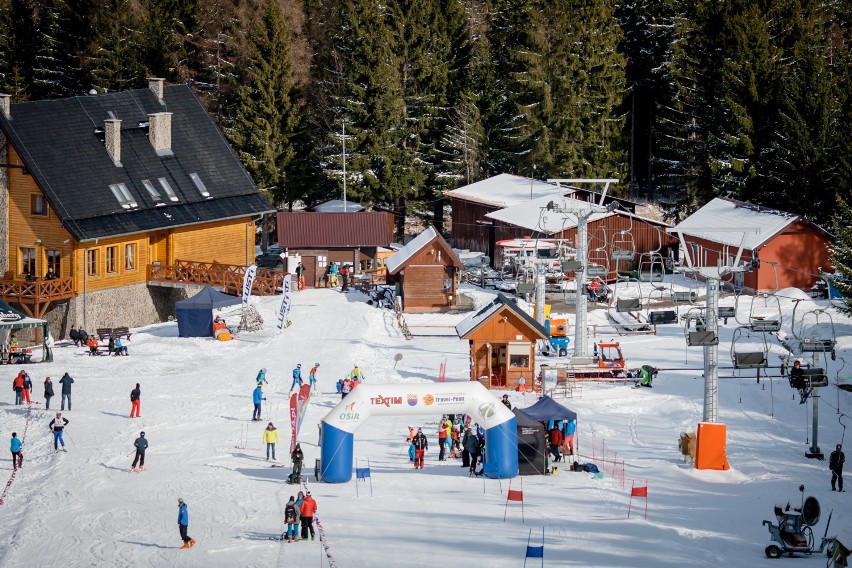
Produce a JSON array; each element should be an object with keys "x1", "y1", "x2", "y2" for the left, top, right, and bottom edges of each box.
[{"x1": 762, "y1": 489, "x2": 836, "y2": 559}]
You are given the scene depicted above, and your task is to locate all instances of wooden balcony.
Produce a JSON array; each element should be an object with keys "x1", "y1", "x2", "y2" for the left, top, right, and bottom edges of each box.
[
  {"x1": 0, "y1": 276, "x2": 76, "y2": 318},
  {"x1": 147, "y1": 260, "x2": 285, "y2": 296}
]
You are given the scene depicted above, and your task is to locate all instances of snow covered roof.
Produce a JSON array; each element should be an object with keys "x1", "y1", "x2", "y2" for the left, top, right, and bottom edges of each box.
[
  {"x1": 484, "y1": 195, "x2": 609, "y2": 233},
  {"x1": 455, "y1": 293, "x2": 547, "y2": 339},
  {"x1": 385, "y1": 226, "x2": 462, "y2": 274},
  {"x1": 672, "y1": 197, "x2": 809, "y2": 250},
  {"x1": 444, "y1": 174, "x2": 568, "y2": 208},
  {"x1": 307, "y1": 199, "x2": 364, "y2": 213}
]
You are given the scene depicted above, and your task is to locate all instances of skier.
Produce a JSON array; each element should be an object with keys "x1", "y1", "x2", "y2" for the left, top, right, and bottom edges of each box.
[
  {"x1": 290, "y1": 364, "x2": 303, "y2": 391},
  {"x1": 549, "y1": 424, "x2": 564, "y2": 463},
  {"x1": 300, "y1": 491, "x2": 317, "y2": 541},
  {"x1": 44, "y1": 376, "x2": 54, "y2": 410},
  {"x1": 564, "y1": 418, "x2": 576, "y2": 455},
  {"x1": 131, "y1": 431, "x2": 147, "y2": 472},
  {"x1": 831, "y1": 444, "x2": 845, "y2": 492},
  {"x1": 284, "y1": 496, "x2": 299, "y2": 542},
  {"x1": 412, "y1": 427, "x2": 428, "y2": 469},
  {"x1": 789, "y1": 359, "x2": 811, "y2": 403},
  {"x1": 351, "y1": 364, "x2": 364, "y2": 382},
  {"x1": 59, "y1": 372, "x2": 74, "y2": 411},
  {"x1": 12, "y1": 371, "x2": 24, "y2": 405},
  {"x1": 501, "y1": 394, "x2": 512, "y2": 410},
  {"x1": 263, "y1": 422, "x2": 279, "y2": 461},
  {"x1": 340, "y1": 376, "x2": 352, "y2": 399},
  {"x1": 437, "y1": 419, "x2": 448, "y2": 461},
  {"x1": 336, "y1": 377, "x2": 343, "y2": 394},
  {"x1": 290, "y1": 443, "x2": 304, "y2": 483},
  {"x1": 256, "y1": 368, "x2": 268, "y2": 389},
  {"x1": 637, "y1": 365, "x2": 657, "y2": 388},
  {"x1": 462, "y1": 425, "x2": 479, "y2": 472},
  {"x1": 10, "y1": 432, "x2": 22, "y2": 470},
  {"x1": 49, "y1": 412, "x2": 69, "y2": 452},
  {"x1": 309, "y1": 363, "x2": 320, "y2": 391},
  {"x1": 22, "y1": 371, "x2": 32, "y2": 404},
  {"x1": 177, "y1": 498, "x2": 196, "y2": 549},
  {"x1": 252, "y1": 384, "x2": 264, "y2": 421},
  {"x1": 130, "y1": 383, "x2": 141, "y2": 418},
  {"x1": 294, "y1": 491, "x2": 304, "y2": 538},
  {"x1": 296, "y1": 262, "x2": 306, "y2": 291},
  {"x1": 329, "y1": 263, "x2": 339, "y2": 287}
]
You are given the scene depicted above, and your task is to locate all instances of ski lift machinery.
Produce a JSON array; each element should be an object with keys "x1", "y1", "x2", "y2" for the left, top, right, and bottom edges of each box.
[{"x1": 668, "y1": 225, "x2": 761, "y2": 470}]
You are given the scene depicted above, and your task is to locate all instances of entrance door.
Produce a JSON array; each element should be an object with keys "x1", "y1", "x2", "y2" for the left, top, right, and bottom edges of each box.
[
  {"x1": 151, "y1": 232, "x2": 169, "y2": 264},
  {"x1": 301, "y1": 256, "x2": 317, "y2": 287},
  {"x1": 491, "y1": 345, "x2": 507, "y2": 387}
]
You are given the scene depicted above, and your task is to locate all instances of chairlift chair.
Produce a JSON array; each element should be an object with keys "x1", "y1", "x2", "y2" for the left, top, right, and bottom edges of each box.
[
  {"x1": 637, "y1": 226, "x2": 665, "y2": 282},
  {"x1": 586, "y1": 226, "x2": 610, "y2": 278},
  {"x1": 731, "y1": 326, "x2": 769, "y2": 369},
  {"x1": 610, "y1": 213, "x2": 636, "y2": 280},
  {"x1": 612, "y1": 277, "x2": 643, "y2": 313},
  {"x1": 683, "y1": 306, "x2": 717, "y2": 346},
  {"x1": 791, "y1": 300, "x2": 837, "y2": 358}
]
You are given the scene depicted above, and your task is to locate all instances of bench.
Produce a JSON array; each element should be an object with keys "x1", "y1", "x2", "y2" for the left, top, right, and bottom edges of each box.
[
  {"x1": 96, "y1": 327, "x2": 132, "y2": 341},
  {"x1": 87, "y1": 344, "x2": 124, "y2": 356}
]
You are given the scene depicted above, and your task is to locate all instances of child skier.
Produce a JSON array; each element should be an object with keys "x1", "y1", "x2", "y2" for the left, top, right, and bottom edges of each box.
[
  {"x1": 284, "y1": 496, "x2": 298, "y2": 542},
  {"x1": 10, "y1": 432, "x2": 22, "y2": 470},
  {"x1": 131, "y1": 431, "x2": 147, "y2": 472},
  {"x1": 49, "y1": 412, "x2": 69, "y2": 451},
  {"x1": 252, "y1": 385, "x2": 264, "y2": 421},
  {"x1": 309, "y1": 363, "x2": 320, "y2": 391},
  {"x1": 637, "y1": 365, "x2": 658, "y2": 388},
  {"x1": 263, "y1": 422, "x2": 279, "y2": 461},
  {"x1": 290, "y1": 364, "x2": 303, "y2": 391},
  {"x1": 412, "y1": 428, "x2": 428, "y2": 469}
]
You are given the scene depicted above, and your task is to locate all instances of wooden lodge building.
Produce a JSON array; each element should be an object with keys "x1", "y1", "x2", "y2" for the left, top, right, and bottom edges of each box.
[
  {"x1": 385, "y1": 226, "x2": 464, "y2": 312},
  {"x1": 0, "y1": 79, "x2": 275, "y2": 336},
  {"x1": 455, "y1": 293, "x2": 548, "y2": 391},
  {"x1": 672, "y1": 197, "x2": 833, "y2": 291}
]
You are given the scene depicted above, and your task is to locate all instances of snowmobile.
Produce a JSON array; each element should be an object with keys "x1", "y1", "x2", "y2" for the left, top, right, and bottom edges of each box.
[{"x1": 762, "y1": 490, "x2": 836, "y2": 559}]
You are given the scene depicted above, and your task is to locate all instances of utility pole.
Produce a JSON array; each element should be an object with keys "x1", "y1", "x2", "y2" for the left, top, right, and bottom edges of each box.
[{"x1": 342, "y1": 120, "x2": 347, "y2": 213}]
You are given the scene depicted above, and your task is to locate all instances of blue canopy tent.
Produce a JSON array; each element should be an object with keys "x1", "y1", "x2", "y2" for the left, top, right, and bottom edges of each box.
[
  {"x1": 522, "y1": 395, "x2": 577, "y2": 422},
  {"x1": 175, "y1": 286, "x2": 241, "y2": 338}
]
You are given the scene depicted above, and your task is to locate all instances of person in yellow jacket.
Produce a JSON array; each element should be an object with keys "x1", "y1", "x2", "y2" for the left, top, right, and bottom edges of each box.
[
  {"x1": 443, "y1": 418, "x2": 453, "y2": 458},
  {"x1": 263, "y1": 422, "x2": 280, "y2": 461}
]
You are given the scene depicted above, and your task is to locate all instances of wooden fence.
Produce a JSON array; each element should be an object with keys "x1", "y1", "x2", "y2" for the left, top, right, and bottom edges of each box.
[{"x1": 147, "y1": 260, "x2": 284, "y2": 296}]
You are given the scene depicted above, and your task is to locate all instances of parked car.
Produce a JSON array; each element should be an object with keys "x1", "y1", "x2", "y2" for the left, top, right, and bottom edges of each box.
[{"x1": 255, "y1": 245, "x2": 285, "y2": 269}]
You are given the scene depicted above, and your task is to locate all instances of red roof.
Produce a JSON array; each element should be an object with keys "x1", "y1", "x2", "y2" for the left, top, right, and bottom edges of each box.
[{"x1": 276, "y1": 212, "x2": 392, "y2": 248}]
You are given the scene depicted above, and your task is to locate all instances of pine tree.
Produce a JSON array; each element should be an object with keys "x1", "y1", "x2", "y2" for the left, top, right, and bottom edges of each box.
[
  {"x1": 88, "y1": 0, "x2": 146, "y2": 93},
  {"x1": 142, "y1": 0, "x2": 195, "y2": 82},
  {"x1": 227, "y1": 0, "x2": 298, "y2": 208},
  {"x1": 830, "y1": 195, "x2": 852, "y2": 313},
  {"x1": 32, "y1": 0, "x2": 86, "y2": 99}
]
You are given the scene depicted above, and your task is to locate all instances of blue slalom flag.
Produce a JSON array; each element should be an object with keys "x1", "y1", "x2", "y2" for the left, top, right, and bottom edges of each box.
[
  {"x1": 356, "y1": 467, "x2": 371, "y2": 479},
  {"x1": 525, "y1": 545, "x2": 543, "y2": 558}
]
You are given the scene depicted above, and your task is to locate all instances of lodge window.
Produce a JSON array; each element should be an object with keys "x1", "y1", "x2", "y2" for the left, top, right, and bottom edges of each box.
[
  {"x1": 507, "y1": 342, "x2": 530, "y2": 369},
  {"x1": 106, "y1": 246, "x2": 118, "y2": 274},
  {"x1": 125, "y1": 243, "x2": 136, "y2": 270},
  {"x1": 20, "y1": 247, "x2": 36, "y2": 276},
  {"x1": 86, "y1": 249, "x2": 99, "y2": 277},
  {"x1": 30, "y1": 194, "x2": 48, "y2": 216},
  {"x1": 46, "y1": 250, "x2": 61, "y2": 277}
]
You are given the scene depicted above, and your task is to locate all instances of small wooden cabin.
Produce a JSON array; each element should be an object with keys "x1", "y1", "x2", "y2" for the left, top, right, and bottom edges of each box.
[
  {"x1": 385, "y1": 227, "x2": 463, "y2": 312},
  {"x1": 455, "y1": 294, "x2": 548, "y2": 390}
]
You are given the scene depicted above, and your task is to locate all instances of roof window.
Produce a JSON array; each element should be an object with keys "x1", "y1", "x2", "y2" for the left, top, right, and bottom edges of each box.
[
  {"x1": 189, "y1": 173, "x2": 210, "y2": 198},
  {"x1": 141, "y1": 179, "x2": 162, "y2": 202},
  {"x1": 109, "y1": 183, "x2": 138, "y2": 209},
  {"x1": 158, "y1": 177, "x2": 179, "y2": 202}
]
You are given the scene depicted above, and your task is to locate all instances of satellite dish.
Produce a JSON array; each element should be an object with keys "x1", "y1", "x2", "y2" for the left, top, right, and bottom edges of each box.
[{"x1": 394, "y1": 353, "x2": 403, "y2": 362}]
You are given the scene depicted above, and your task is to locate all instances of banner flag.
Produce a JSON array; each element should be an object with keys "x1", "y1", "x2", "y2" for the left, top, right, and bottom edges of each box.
[
  {"x1": 276, "y1": 274, "x2": 292, "y2": 330},
  {"x1": 242, "y1": 264, "x2": 258, "y2": 306}
]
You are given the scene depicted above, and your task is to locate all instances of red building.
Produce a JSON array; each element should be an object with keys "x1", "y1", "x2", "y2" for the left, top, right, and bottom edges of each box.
[{"x1": 672, "y1": 197, "x2": 833, "y2": 291}]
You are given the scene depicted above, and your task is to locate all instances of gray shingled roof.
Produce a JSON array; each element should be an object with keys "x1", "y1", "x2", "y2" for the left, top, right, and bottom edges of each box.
[{"x1": 0, "y1": 85, "x2": 273, "y2": 241}]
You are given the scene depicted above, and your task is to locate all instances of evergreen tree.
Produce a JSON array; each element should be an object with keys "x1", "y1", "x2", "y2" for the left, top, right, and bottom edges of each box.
[
  {"x1": 830, "y1": 195, "x2": 852, "y2": 314},
  {"x1": 227, "y1": 0, "x2": 298, "y2": 208},
  {"x1": 32, "y1": 0, "x2": 86, "y2": 99},
  {"x1": 88, "y1": 0, "x2": 146, "y2": 92},
  {"x1": 142, "y1": 0, "x2": 196, "y2": 82},
  {"x1": 0, "y1": 0, "x2": 12, "y2": 95},
  {"x1": 4, "y1": 0, "x2": 39, "y2": 101}
]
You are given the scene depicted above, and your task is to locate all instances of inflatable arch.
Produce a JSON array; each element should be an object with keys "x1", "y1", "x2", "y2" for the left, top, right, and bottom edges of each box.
[{"x1": 320, "y1": 382, "x2": 518, "y2": 483}]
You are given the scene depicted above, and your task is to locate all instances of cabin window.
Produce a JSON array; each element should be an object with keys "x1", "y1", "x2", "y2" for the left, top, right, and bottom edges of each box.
[
  {"x1": 20, "y1": 247, "x2": 36, "y2": 277},
  {"x1": 106, "y1": 246, "x2": 118, "y2": 274},
  {"x1": 46, "y1": 249, "x2": 61, "y2": 277},
  {"x1": 507, "y1": 342, "x2": 530, "y2": 369},
  {"x1": 317, "y1": 256, "x2": 327, "y2": 268},
  {"x1": 30, "y1": 194, "x2": 48, "y2": 216},
  {"x1": 86, "y1": 249, "x2": 99, "y2": 277},
  {"x1": 109, "y1": 183, "x2": 138, "y2": 209},
  {"x1": 125, "y1": 243, "x2": 136, "y2": 270}
]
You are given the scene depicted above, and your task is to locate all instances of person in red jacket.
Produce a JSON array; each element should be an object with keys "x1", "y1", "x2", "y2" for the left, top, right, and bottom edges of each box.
[
  {"x1": 299, "y1": 491, "x2": 317, "y2": 541},
  {"x1": 549, "y1": 425, "x2": 564, "y2": 463},
  {"x1": 12, "y1": 371, "x2": 25, "y2": 405}
]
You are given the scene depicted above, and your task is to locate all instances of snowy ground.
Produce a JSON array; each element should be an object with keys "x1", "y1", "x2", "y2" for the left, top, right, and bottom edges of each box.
[{"x1": 1, "y1": 281, "x2": 851, "y2": 567}]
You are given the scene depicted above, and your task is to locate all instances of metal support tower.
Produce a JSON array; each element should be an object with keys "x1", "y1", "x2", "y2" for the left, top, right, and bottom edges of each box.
[
  {"x1": 572, "y1": 208, "x2": 595, "y2": 364},
  {"x1": 703, "y1": 277, "x2": 720, "y2": 422},
  {"x1": 535, "y1": 264, "x2": 546, "y2": 326}
]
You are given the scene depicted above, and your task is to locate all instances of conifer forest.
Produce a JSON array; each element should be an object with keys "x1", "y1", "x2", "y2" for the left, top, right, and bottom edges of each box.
[{"x1": 0, "y1": 0, "x2": 850, "y2": 236}]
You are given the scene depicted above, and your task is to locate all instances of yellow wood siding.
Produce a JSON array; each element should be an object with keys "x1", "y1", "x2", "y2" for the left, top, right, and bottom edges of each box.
[
  {"x1": 171, "y1": 218, "x2": 254, "y2": 265},
  {"x1": 71, "y1": 235, "x2": 149, "y2": 292},
  {"x1": 6, "y1": 146, "x2": 75, "y2": 279}
]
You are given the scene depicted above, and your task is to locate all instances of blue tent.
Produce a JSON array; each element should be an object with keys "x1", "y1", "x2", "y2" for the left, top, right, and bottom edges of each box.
[
  {"x1": 521, "y1": 395, "x2": 577, "y2": 422},
  {"x1": 175, "y1": 286, "x2": 241, "y2": 338}
]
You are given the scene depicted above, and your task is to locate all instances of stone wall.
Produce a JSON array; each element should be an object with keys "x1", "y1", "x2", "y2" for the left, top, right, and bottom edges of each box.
[{"x1": 45, "y1": 284, "x2": 201, "y2": 340}]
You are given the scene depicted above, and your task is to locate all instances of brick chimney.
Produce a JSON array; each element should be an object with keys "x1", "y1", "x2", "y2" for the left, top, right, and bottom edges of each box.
[
  {"x1": 148, "y1": 112, "x2": 173, "y2": 156},
  {"x1": 148, "y1": 77, "x2": 164, "y2": 102},
  {"x1": 0, "y1": 94, "x2": 10, "y2": 118},
  {"x1": 104, "y1": 118, "x2": 122, "y2": 165}
]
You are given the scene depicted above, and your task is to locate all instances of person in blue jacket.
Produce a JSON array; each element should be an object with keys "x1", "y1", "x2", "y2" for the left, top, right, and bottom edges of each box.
[
  {"x1": 256, "y1": 368, "x2": 267, "y2": 387},
  {"x1": 252, "y1": 385, "x2": 264, "y2": 421},
  {"x1": 177, "y1": 498, "x2": 195, "y2": 549},
  {"x1": 290, "y1": 364, "x2": 303, "y2": 391},
  {"x1": 10, "y1": 432, "x2": 22, "y2": 470}
]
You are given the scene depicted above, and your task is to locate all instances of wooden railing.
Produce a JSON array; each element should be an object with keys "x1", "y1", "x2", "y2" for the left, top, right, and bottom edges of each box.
[
  {"x1": 147, "y1": 260, "x2": 285, "y2": 296},
  {"x1": 0, "y1": 277, "x2": 76, "y2": 302}
]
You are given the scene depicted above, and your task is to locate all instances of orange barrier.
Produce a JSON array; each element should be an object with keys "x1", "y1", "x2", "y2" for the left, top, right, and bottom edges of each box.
[{"x1": 695, "y1": 422, "x2": 730, "y2": 470}]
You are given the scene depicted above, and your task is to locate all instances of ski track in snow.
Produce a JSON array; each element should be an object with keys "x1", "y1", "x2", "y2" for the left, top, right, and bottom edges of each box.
[{"x1": 0, "y1": 284, "x2": 852, "y2": 566}]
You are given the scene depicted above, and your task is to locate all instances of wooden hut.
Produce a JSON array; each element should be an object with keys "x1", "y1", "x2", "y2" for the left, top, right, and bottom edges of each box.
[
  {"x1": 385, "y1": 226, "x2": 463, "y2": 312},
  {"x1": 672, "y1": 197, "x2": 833, "y2": 291},
  {"x1": 455, "y1": 294, "x2": 548, "y2": 390}
]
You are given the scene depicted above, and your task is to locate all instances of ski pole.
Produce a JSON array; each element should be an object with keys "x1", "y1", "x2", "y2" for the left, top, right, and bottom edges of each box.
[{"x1": 66, "y1": 432, "x2": 77, "y2": 449}]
